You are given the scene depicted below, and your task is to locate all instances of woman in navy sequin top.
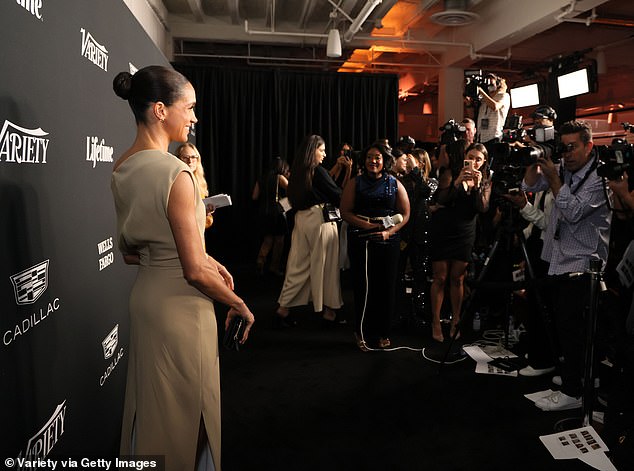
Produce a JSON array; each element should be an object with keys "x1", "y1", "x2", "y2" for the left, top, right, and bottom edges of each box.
[{"x1": 341, "y1": 143, "x2": 410, "y2": 350}]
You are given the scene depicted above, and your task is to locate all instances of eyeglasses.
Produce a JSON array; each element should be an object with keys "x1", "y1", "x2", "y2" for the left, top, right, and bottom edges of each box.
[{"x1": 181, "y1": 155, "x2": 199, "y2": 162}]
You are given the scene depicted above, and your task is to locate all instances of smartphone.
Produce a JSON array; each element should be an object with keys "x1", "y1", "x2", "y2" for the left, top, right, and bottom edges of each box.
[{"x1": 463, "y1": 160, "x2": 474, "y2": 171}]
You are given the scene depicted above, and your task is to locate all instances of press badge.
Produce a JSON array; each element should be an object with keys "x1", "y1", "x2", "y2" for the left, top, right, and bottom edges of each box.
[{"x1": 480, "y1": 118, "x2": 490, "y2": 130}]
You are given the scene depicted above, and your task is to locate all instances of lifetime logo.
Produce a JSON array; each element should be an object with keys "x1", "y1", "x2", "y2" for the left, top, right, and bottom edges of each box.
[
  {"x1": 80, "y1": 28, "x2": 108, "y2": 72},
  {"x1": 17, "y1": 0, "x2": 43, "y2": 20},
  {"x1": 0, "y1": 120, "x2": 50, "y2": 164}
]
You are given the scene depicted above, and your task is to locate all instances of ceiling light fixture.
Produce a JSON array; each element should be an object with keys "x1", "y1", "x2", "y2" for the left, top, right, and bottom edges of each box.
[{"x1": 327, "y1": 28, "x2": 342, "y2": 57}]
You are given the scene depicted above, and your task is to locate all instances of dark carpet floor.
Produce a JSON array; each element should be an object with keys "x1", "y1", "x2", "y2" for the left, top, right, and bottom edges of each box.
[{"x1": 216, "y1": 265, "x2": 608, "y2": 471}]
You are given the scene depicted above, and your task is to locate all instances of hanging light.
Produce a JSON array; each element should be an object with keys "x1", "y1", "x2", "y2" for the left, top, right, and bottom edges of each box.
[{"x1": 327, "y1": 28, "x2": 342, "y2": 58}]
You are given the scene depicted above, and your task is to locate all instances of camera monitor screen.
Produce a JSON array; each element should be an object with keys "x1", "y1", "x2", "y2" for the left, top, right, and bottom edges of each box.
[
  {"x1": 557, "y1": 68, "x2": 591, "y2": 99},
  {"x1": 510, "y1": 83, "x2": 540, "y2": 108}
]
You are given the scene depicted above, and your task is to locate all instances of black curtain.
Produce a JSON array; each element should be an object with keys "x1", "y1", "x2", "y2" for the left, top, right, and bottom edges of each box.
[{"x1": 174, "y1": 64, "x2": 399, "y2": 263}]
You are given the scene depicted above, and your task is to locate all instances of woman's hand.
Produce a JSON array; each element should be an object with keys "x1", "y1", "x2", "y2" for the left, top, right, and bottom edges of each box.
[
  {"x1": 216, "y1": 263, "x2": 234, "y2": 291},
  {"x1": 225, "y1": 301, "x2": 255, "y2": 344}
]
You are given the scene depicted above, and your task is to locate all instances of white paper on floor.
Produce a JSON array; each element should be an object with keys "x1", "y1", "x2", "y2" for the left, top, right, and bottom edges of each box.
[
  {"x1": 463, "y1": 345, "x2": 518, "y2": 377},
  {"x1": 539, "y1": 426, "x2": 616, "y2": 471}
]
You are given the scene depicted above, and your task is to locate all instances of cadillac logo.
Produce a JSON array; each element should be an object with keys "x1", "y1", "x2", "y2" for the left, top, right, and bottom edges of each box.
[
  {"x1": 102, "y1": 324, "x2": 119, "y2": 360},
  {"x1": 10, "y1": 260, "x2": 49, "y2": 305}
]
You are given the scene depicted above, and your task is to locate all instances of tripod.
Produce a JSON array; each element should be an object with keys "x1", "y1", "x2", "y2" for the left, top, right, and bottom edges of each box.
[{"x1": 440, "y1": 203, "x2": 558, "y2": 370}]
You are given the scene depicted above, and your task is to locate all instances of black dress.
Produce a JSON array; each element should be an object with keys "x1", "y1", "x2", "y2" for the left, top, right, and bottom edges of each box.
[{"x1": 429, "y1": 184, "x2": 480, "y2": 262}]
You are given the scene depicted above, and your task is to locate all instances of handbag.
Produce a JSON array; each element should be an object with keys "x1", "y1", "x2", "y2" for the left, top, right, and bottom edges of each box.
[
  {"x1": 275, "y1": 177, "x2": 291, "y2": 214},
  {"x1": 322, "y1": 202, "x2": 342, "y2": 223}
]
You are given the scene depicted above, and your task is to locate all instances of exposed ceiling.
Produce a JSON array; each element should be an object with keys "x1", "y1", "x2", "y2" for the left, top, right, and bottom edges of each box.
[{"x1": 161, "y1": 0, "x2": 634, "y2": 118}]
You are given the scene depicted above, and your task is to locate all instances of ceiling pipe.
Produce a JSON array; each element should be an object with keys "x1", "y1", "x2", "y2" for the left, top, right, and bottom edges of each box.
[
  {"x1": 244, "y1": 19, "x2": 328, "y2": 39},
  {"x1": 172, "y1": 51, "x2": 440, "y2": 69},
  {"x1": 243, "y1": 19, "x2": 511, "y2": 62},
  {"x1": 343, "y1": 0, "x2": 382, "y2": 42}
]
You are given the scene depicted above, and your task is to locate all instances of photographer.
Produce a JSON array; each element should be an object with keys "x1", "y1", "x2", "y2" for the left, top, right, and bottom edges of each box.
[
  {"x1": 522, "y1": 120, "x2": 612, "y2": 411},
  {"x1": 471, "y1": 73, "x2": 510, "y2": 145},
  {"x1": 462, "y1": 118, "x2": 476, "y2": 145},
  {"x1": 329, "y1": 142, "x2": 354, "y2": 189},
  {"x1": 511, "y1": 105, "x2": 557, "y2": 148}
]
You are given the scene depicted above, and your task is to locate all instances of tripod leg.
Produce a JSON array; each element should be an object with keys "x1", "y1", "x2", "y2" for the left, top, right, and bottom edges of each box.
[{"x1": 517, "y1": 232, "x2": 560, "y2": 371}]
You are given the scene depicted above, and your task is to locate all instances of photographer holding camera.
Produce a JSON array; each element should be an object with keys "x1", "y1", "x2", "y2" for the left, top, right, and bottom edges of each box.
[
  {"x1": 466, "y1": 73, "x2": 510, "y2": 145},
  {"x1": 522, "y1": 120, "x2": 612, "y2": 411}
]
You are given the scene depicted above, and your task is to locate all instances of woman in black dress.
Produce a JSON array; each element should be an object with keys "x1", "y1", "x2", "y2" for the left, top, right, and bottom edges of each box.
[
  {"x1": 428, "y1": 141, "x2": 491, "y2": 342},
  {"x1": 252, "y1": 156, "x2": 290, "y2": 275}
]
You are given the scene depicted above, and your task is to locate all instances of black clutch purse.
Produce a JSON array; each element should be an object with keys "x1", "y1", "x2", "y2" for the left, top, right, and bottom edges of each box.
[
  {"x1": 223, "y1": 317, "x2": 245, "y2": 351},
  {"x1": 322, "y1": 203, "x2": 342, "y2": 223}
]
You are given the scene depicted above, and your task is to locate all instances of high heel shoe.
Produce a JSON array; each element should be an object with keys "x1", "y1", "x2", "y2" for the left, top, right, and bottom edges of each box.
[
  {"x1": 273, "y1": 309, "x2": 296, "y2": 329},
  {"x1": 450, "y1": 321, "x2": 461, "y2": 340},
  {"x1": 432, "y1": 322, "x2": 444, "y2": 343}
]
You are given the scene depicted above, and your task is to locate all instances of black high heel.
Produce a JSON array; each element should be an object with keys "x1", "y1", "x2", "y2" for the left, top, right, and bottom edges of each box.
[{"x1": 273, "y1": 310, "x2": 296, "y2": 329}]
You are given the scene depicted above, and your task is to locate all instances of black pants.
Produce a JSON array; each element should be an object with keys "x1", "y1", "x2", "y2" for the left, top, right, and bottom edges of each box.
[
  {"x1": 544, "y1": 275, "x2": 590, "y2": 397},
  {"x1": 348, "y1": 232, "x2": 400, "y2": 343}
]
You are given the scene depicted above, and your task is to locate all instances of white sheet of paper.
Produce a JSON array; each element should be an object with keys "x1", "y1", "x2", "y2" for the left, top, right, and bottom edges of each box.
[
  {"x1": 539, "y1": 426, "x2": 615, "y2": 471},
  {"x1": 462, "y1": 345, "x2": 492, "y2": 363},
  {"x1": 524, "y1": 389, "x2": 554, "y2": 403},
  {"x1": 475, "y1": 361, "x2": 518, "y2": 377},
  {"x1": 203, "y1": 193, "x2": 232, "y2": 209}
]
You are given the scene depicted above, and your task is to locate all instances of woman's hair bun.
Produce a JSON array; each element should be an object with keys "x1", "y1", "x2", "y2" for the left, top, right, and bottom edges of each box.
[{"x1": 113, "y1": 72, "x2": 133, "y2": 100}]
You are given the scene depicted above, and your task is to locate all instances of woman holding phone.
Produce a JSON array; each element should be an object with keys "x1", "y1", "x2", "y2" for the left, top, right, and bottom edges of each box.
[{"x1": 428, "y1": 141, "x2": 491, "y2": 342}]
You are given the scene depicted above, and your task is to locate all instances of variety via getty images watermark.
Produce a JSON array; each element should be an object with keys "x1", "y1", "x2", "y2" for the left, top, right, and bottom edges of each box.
[{"x1": 4, "y1": 456, "x2": 164, "y2": 470}]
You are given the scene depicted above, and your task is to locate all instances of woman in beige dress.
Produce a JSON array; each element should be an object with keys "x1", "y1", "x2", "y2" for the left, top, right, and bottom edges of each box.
[{"x1": 111, "y1": 65, "x2": 254, "y2": 471}]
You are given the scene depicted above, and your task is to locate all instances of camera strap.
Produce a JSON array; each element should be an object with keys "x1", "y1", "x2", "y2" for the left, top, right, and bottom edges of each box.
[{"x1": 554, "y1": 156, "x2": 599, "y2": 240}]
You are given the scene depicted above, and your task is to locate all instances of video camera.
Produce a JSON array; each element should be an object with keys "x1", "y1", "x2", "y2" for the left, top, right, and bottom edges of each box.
[
  {"x1": 439, "y1": 119, "x2": 466, "y2": 145},
  {"x1": 501, "y1": 115, "x2": 526, "y2": 143},
  {"x1": 488, "y1": 140, "x2": 567, "y2": 199},
  {"x1": 464, "y1": 70, "x2": 485, "y2": 103},
  {"x1": 596, "y1": 137, "x2": 634, "y2": 181}
]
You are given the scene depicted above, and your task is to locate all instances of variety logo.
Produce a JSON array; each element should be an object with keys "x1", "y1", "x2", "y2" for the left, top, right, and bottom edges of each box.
[
  {"x1": 0, "y1": 120, "x2": 50, "y2": 164},
  {"x1": 86, "y1": 136, "x2": 114, "y2": 168},
  {"x1": 16, "y1": 401, "x2": 67, "y2": 465},
  {"x1": 16, "y1": 0, "x2": 43, "y2": 20},
  {"x1": 97, "y1": 236, "x2": 114, "y2": 271},
  {"x1": 99, "y1": 324, "x2": 124, "y2": 387},
  {"x1": 80, "y1": 28, "x2": 108, "y2": 72},
  {"x1": 10, "y1": 260, "x2": 48, "y2": 305}
]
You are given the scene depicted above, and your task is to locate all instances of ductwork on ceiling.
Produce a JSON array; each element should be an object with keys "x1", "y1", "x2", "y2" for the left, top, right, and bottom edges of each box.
[{"x1": 430, "y1": 0, "x2": 480, "y2": 26}]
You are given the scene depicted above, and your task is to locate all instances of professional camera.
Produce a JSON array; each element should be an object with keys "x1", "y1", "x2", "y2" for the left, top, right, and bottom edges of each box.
[
  {"x1": 596, "y1": 138, "x2": 634, "y2": 180},
  {"x1": 501, "y1": 115, "x2": 526, "y2": 143},
  {"x1": 488, "y1": 140, "x2": 566, "y2": 198},
  {"x1": 463, "y1": 71, "x2": 485, "y2": 103},
  {"x1": 439, "y1": 119, "x2": 466, "y2": 145},
  {"x1": 527, "y1": 125, "x2": 556, "y2": 143}
]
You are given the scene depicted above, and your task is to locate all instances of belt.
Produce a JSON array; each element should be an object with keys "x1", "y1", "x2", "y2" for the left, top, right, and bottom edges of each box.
[{"x1": 356, "y1": 215, "x2": 385, "y2": 224}]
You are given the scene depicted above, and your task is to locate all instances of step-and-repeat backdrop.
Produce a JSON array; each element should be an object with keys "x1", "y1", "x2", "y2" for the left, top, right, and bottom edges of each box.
[{"x1": 1, "y1": 0, "x2": 170, "y2": 463}]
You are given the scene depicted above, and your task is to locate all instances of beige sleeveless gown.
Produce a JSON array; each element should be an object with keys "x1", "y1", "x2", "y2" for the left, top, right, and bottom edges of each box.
[{"x1": 111, "y1": 150, "x2": 221, "y2": 471}]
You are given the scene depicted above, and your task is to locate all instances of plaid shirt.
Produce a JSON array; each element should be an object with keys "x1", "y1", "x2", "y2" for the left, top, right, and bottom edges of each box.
[{"x1": 522, "y1": 158, "x2": 611, "y2": 275}]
